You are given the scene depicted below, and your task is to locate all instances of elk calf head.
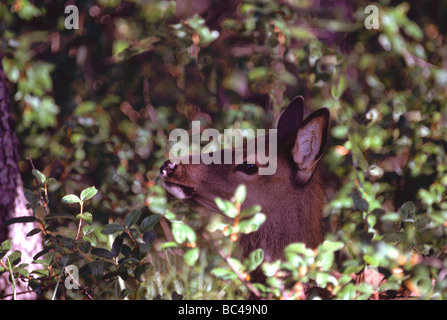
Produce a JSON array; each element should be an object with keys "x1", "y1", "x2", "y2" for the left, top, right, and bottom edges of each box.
[{"x1": 160, "y1": 96, "x2": 329, "y2": 262}]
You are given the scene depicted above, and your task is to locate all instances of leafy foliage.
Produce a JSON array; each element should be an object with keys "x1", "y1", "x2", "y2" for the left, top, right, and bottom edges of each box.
[{"x1": 1, "y1": 0, "x2": 447, "y2": 299}]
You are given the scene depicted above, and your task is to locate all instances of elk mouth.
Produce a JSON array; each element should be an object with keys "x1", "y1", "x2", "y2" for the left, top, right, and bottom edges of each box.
[
  {"x1": 162, "y1": 181, "x2": 196, "y2": 200},
  {"x1": 162, "y1": 181, "x2": 221, "y2": 213}
]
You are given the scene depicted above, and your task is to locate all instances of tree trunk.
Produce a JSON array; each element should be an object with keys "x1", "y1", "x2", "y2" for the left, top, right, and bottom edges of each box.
[{"x1": 0, "y1": 54, "x2": 42, "y2": 300}]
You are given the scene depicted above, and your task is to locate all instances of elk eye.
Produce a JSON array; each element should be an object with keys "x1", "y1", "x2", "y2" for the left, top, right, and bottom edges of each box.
[{"x1": 236, "y1": 162, "x2": 258, "y2": 175}]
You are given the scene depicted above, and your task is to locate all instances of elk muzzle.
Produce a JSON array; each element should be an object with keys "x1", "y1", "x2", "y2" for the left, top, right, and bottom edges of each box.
[{"x1": 160, "y1": 160, "x2": 196, "y2": 200}]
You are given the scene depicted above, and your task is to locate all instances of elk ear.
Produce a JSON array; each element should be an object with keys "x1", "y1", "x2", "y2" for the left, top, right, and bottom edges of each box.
[
  {"x1": 292, "y1": 108, "x2": 330, "y2": 183},
  {"x1": 277, "y1": 96, "x2": 304, "y2": 144}
]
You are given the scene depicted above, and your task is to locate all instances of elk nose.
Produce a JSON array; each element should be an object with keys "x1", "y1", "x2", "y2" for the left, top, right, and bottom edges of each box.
[{"x1": 160, "y1": 160, "x2": 177, "y2": 178}]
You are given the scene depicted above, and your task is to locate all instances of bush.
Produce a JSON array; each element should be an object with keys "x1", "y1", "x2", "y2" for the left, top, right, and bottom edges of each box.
[{"x1": 1, "y1": 0, "x2": 447, "y2": 299}]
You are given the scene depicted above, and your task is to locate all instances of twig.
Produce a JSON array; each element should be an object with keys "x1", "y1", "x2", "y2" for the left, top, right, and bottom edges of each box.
[
  {"x1": 201, "y1": 231, "x2": 262, "y2": 299},
  {"x1": 75, "y1": 201, "x2": 84, "y2": 241},
  {"x1": 412, "y1": 246, "x2": 423, "y2": 256},
  {"x1": 75, "y1": 247, "x2": 93, "y2": 262},
  {"x1": 64, "y1": 265, "x2": 93, "y2": 300},
  {"x1": 28, "y1": 157, "x2": 49, "y2": 235},
  {"x1": 228, "y1": 203, "x2": 241, "y2": 259},
  {"x1": 51, "y1": 255, "x2": 68, "y2": 300},
  {"x1": 7, "y1": 259, "x2": 16, "y2": 300}
]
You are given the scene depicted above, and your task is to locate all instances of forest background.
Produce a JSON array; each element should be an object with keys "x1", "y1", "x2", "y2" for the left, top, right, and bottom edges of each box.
[{"x1": 1, "y1": 0, "x2": 447, "y2": 300}]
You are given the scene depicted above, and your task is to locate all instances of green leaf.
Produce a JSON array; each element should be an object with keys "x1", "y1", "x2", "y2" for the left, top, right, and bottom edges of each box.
[
  {"x1": 0, "y1": 240, "x2": 12, "y2": 260},
  {"x1": 134, "y1": 264, "x2": 146, "y2": 282},
  {"x1": 248, "y1": 67, "x2": 268, "y2": 81},
  {"x1": 172, "y1": 223, "x2": 196, "y2": 244},
  {"x1": 32, "y1": 169, "x2": 46, "y2": 184},
  {"x1": 147, "y1": 196, "x2": 167, "y2": 214},
  {"x1": 315, "y1": 272, "x2": 338, "y2": 288},
  {"x1": 80, "y1": 186, "x2": 98, "y2": 201},
  {"x1": 142, "y1": 230, "x2": 156, "y2": 244},
  {"x1": 26, "y1": 228, "x2": 42, "y2": 237},
  {"x1": 352, "y1": 190, "x2": 369, "y2": 212},
  {"x1": 45, "y1": 178, "x2": 58, "y2": 186},
  {"x1": 262, "y1": 260, "x2": 281, "y2": 277},
  {"x1": 285, "y1": 243, "x2": 315, "y2": 257},
  {"x1": 211, "y1": 268, "x2": 237, "y2": 280},
  {"x1": 78, "y1": 240, "x2": 91, "y2": 253},
  {"x1": 6, "y1": 251, "x2": 22, "y2": 266},
  {"x1": 400, "y1": 201, "x2": 416, "y2": 221},
  {"x1": 240, "y1": 204, "x2": 262, "y2": 219},
  {"x1": 415, "y1": 216, "x2": 431, "y2": 230},
  {"x1": 184, "y1": 247, "x2": 199, "y2": 267},
  {"x1": 76, "y1": 211, "x2": 93, "y2": 224},
  {"x1": 159, "y1": 242, "x2": 179, "y2": 250},
  {"x1": 101, "y1": 224, "x2": 125, "y2": 235},
  {"x1": 215, "y1": 198, "x2": 226, "y2": 211},
  {"x1": 331, "y1": 125, "x2": 349, "y2": 140},
  {"x1": 233, "y1": 184, "x2": 247, "y2": 205},
  {"x1": 382, "y1": 232, "x2": 406, "y2": 243},
  {"x1": 29, "y1": 279, "x2": 42, "y2": 295},
  {"x1": 125, "y1": 209, "x2": 142, "y2": 228},
  {"x1": 0, "y1": 240, "x2": 12, "y2": 251},
  {"x1": 320, "y1": 240, "x2": 344, "y2": 252},
  {"x1": 30, "y1": 268, "x2": 48, "y2": 277},
  {"x1": 117, "y1": 258, "x2": 139, "y2": 278},
  {"x1": 316, "y1": 251, "x2": 335, "y2": 271},
  {"x1": 24, "y1": 188, "x2": 39, "y2": 205},
  {"x1": 339, "y1": 283, "x2": 357, "y2": 300},
  {"x1": 83, "y1": 235, "x2": 97, "y2": 247},
  {"x1": 111, "y1": 237, "x2": 123, "y2": 258},
  {"x1": 363, "y1": 254, "x2": 381, "y2": 267},
  {"x1": 140, "y1": 214, "x2": 161, "y2": 233},
  {"x1": 91, "y1": 248, "x2": 113, "y2": 259},
  {"x1": 15, "y1": 0, "x2": 41, "y2": 20},
  {"x1": 246, "y1": 249, "x2": 264, "y2": 272},
  {"x1": 331, "y1": 73, "x2": 347, "y2": 99},
  {"x1": 228, "y1": 257, "x2": 244, "y2": 273},
  {"x1": 82, "y1": 224, "x2": 96, "y2": 236},
  {"x1": 5, "y1": 216, "x2": 38, "y2": 226},
  {"x1": 88, "y1": 260, "x2": 105, "y2": 282},
  {"x1": 60, "y1": 253, "x2": 83, "y2": 266},
  {"x1": 237, "y1": 213, "x2": 266, "y2": 234},
  {"x1": 215, "y1": 198, "x2": 237, "y2": 218},
  {"x1": 14, "y1": 267, "x2": 30, "y2": 278},
  {"x1": 56, "y1": 235, "x2": 75, "y2": 249},
  {"x1": 33, "y1": 248, "x2": 51, "y2": 262},
  {"x1": 266, "y1": 276, "x2": 282, "y2": 290},
  {"x1": 61, "y1": 194, "x2": 81, "y2": 204}
]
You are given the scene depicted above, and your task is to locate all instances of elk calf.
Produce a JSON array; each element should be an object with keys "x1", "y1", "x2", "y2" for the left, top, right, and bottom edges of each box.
[{"x1": 160, "y1": 96, "x2": 329, "y2": 280}]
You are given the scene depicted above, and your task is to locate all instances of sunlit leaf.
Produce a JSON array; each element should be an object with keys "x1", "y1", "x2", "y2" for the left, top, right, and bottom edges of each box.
[
  {"x1": 32, "y1": 169, "x2": 46, "y2": 184},
  {"x1": 61, "y1": 194, "x2": 81, "y2": 204},
  {"x1": 80, "y1": 186, "x2": 98, "y2": 202}
]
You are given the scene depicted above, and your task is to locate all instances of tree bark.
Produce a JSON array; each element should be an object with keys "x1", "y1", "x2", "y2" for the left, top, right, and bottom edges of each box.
[
  {"x1": 0, "y1": 54, "x2": 42, "y2": 299},
  {"x1": 0, "y1": 54, "x2": 19, "y2": 243}
]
